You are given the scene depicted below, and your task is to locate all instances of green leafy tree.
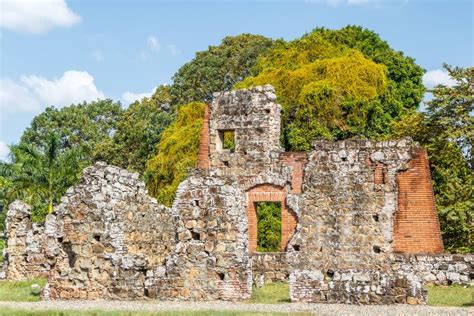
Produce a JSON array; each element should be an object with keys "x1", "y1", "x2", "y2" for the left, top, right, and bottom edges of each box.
[
  {"x1": 94, "y1": 85, "x2": 174, "y2": 173},
  {"x1": 256, "y1": 202, "x2": 282, "y2": 252},
  {"x1": 21, "y1": 99, "x2": 123, "y2": 160},
  {"x1": 0, "y1": 134, "x2": 87, "y2": 222},
  {"x1": 393, "y1": 65, "x2": 473, "y2": 253},
  {"x1": 171, "y1": 34, "x2": 273, "y2": 104},
  {"x1": 145, "y1": 102, "x2": 206, "y2": 206},
  {"x1": 236, "y1": 26, "x2": 425, "y2": 151},
  {"x1": 236, "y1": 38, "x2": 388, "y2": 150},
  {"x1": 312, "y1": 26, "x2": 425, "y2": 112}
]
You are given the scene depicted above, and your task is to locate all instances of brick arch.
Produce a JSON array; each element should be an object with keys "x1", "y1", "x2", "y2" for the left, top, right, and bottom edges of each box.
[{"x1": 246, "y1": 184, "x2": 297, "y2": 252}]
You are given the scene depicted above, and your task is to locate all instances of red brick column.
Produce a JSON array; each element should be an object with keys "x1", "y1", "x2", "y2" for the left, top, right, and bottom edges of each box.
[
  {"x1": 196, "y1": 104, "x2": 210, "y2": 169},
  {"x1": 246, "y1": 184, "x2": 297, "y2": 252},
  {"x1": 393, "y1": 148, "x2": 444, "y2": 253},
  {"x1": 279, "y1": 152, "x2": 308, "y2": 194}
]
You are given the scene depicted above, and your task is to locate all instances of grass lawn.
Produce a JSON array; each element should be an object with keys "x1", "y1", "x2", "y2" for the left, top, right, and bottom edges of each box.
[
  {"x1": 247, "y1": 282, "x2": 290, "y2": 304},
  {"x1": 0, "y1": 280, "x2": 472, "y2": 315},
  {"x1": 0, "y1": 278, "x2": 47, "y2": 302},
  {"x1": 427, "y1": 284, "x2": 473, "y2": 307},
  {"x1": 0, "y1": 238, "x2": 5, "y2": 263}
]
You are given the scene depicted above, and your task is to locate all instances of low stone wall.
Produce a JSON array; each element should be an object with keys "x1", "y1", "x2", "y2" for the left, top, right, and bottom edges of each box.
[
  {"x1": 251, "y1": 253, "x2": 290, "y2": 287},
  {"x1": 393, "y1": 254, "x2": 473, "y2": 285},
  {"x1": 4, "y1": 201, "x2": 53, "y2": 280},
  {"x1": 290, "y1": 268, "x2": 425, "y2": 304},
  {"x1": 289, "y1": 254, "x2": 474, "y2": 304}
]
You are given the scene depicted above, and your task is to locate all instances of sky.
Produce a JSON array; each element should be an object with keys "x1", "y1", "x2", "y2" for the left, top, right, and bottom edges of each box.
[{"x1": 0, "y1": 0, "x2": 473, "y2": 161}]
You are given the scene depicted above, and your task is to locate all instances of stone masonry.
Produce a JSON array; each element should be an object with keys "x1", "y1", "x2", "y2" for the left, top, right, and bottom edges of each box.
[{"x1": 4, "y1": 85, "x2": 471, "y2": 304}]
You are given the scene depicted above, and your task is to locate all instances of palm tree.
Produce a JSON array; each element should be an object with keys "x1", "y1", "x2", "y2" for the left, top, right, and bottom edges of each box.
[{"x1": 0, "y1": 133, "x2": 86, "y2": 221}]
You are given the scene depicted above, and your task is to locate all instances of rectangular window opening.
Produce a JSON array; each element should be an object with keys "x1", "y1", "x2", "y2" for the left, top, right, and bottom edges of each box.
[
  {"x1": 255, "y1": 201, "x2": 282, "y2": 253},
  {"x1": 217, "y1": 130, "x2": 235, "y2": 153}
]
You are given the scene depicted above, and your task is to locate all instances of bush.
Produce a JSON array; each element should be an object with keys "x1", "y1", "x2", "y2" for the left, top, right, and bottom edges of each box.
[{"x1": 145, "y1": 102, "x2": 206, "y2": 206}]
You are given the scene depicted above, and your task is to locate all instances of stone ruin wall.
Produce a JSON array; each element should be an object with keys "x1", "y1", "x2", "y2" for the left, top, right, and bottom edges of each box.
[
  {"x1": 2, "y1": 85, "x2": 472, "y2": 304},
  {"x1": 4, "y1": 201, "x2": 52, "y2": 280},
  {"x1": 44, "y1": 163, "x2": 177, "y2": 299}
]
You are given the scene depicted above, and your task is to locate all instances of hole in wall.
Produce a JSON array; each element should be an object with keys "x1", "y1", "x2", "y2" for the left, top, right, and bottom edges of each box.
[
  {"x1": 93, "y1": 234, "x2": 101, "y2": 242},
  {"x1": 218, "y1": 272, "x2": 225, "y2": 281},
  {"x1": 57, "y1": 237, "x2": 63, "y2": 243},
  {"x1": 373, "y1": 245, "x2": 381, "y2": 253},
  {"x1": 372, "y1": 214, "x2": 379, "y2": 222},
  {"x1": 254, "y1": 201, "x2": 282, "y2": 253},
  {"x1": 320, "y1": 246, "x2": 323, "y2": 252},
  {"x1": 217, "y1": 129, "x2": 235, "y2": 153},
  {"x1": 326, "y1": 270, "x2": 335, "y2": 280},
  {"x1": 194, "y1": 200, "x2": 200, "y2": 207},
  {"x1": 191, "y1": 231, "x2": 200, "y2": 240},
  {"x1": 447, "y1": 280, "x2": 453, "y2": 285},
  {"x1": 63, "y1": 242, "x2": 76, "y2": 268},
  {"x1": 223, "y1": 161, "x2": 230, "y2": 167},
  {"x1": 265, "y1": 109, "x2": 270, "y2": 114},
  {"x1": 341, "y1": 157, "x2": 347, "y2": 161},
  {"x1": 293, "y1": 244, "x2": 300, "y2": 251}
]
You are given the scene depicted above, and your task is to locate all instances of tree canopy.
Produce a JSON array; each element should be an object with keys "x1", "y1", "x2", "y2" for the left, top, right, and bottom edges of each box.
[
  {"x1": 145, "y1": 102, "x2": 206, "y2": 206},
  {"x1": 94, "y1": 85, "x2": 174, "y2": 174},
  {"x1": 236, "y1": 26, "x2": 425, "y2": 150},
  {"x1": 170, "y1": 34, "x2": 274, "y2": 105},
  {"x1": 0, "y1": 134, "x2": 86, "y2": 221},
  {"x1": 21, "y1": 99, "x2": 123, "y2": 159},
  {"x1": 392, "y1": 65, "x2": 473, "y2": 253}
]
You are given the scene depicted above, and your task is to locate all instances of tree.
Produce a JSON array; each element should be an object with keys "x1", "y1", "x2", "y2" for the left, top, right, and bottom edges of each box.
[
  {"x1": 311, "y1": 26, "x2": 425, "y2": 113},
  {"x1": 236, "y1": 36, "x2": 388, "y2": 150},
  {"x1": 145, "y1": 102, "x2": 206, "y2": 206},
  {"x1": 94, "y1": 85, "x2": 174, "y2": 174},
  {"x1": 256, "y1": 202, "x2": 282, "y2": 252},
  {"x1": 393, "y1": 65, "x2": 473, "y2": 253},
  {"x1": 236, "y1": 26, "x2": 425, "y2": 151},
  {"x1": 170, "y1": 34, "x2": 273, "y2": 105},
  {"x1": 0, "y1": 134, "x2": 87, "y2": 222},
  {"x1": 21, "y1": 99, "x2": 123, "y2": 160}
]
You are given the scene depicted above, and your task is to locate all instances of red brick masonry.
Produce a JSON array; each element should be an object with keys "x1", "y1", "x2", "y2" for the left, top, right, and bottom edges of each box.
[
  {"x1": 196, "y1": 104, "x2": 210, "y2": 169},
  {"x1": 393, "y1": 148, "x2": 444, "y2": 253},
  {"x1": 280, "y1": 152, "x2": 308, "y2": 194},
  {"x1": 246, "y1": 184, "x2": 297, "y2": 252}
]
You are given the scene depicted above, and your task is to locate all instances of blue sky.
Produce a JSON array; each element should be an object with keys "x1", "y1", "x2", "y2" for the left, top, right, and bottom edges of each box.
[{"x1": 0, "y1": 0, "x2": 473, "y2": 160}]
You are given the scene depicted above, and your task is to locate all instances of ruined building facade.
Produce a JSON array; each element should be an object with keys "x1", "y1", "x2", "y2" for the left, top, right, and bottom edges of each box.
[{"x1": 2, "y1": 86, "x2": 473, "y2": 304}]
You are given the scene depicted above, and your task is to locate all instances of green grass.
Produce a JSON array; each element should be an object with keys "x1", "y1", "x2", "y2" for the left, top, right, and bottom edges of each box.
[
  {"x1": 0, "y1": 238, "x2": 5, "y2": 263},
  {"x1": 427, "y1": 284, "x2": 473, "y2": 307},
  {"x1": 0, "y1": 309, "x2": 300, "y2": 316},
  {"x1": 0, "y1": 278, "x2": 47, "y2": 302},
  {"x1": 247, "y1": 282, "x2": 290, "y2": 304}
]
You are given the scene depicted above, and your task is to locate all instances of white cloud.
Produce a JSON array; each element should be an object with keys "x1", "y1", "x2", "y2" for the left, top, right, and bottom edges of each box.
[
  {"x1": 122, "y1": 90, "x2": 154, "y2": 105},
  {"x1": 167, "y1": 44, "x2": 181, "y2": 56},
  {"x1": 0, "y1": 141, "x2": 9, "y2": 162},
  {"x1": 0, "y1": 0, "x2": 81, "y2": 34},
  {"x1": 0, "y1": 71, "x2": 105, "y2": 113},
  {"x1": 147, "y1": 35, "x2": 161, "y2": 51},
  {"x1": 423, "y1": 69, "x2": 457, "y2": 88}
]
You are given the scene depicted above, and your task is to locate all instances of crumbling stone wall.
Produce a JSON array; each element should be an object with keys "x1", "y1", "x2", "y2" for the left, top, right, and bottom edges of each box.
[
  {"x1": 251, "y1": 253, "x2": 291, "y2": 286},
  {"x1": 3, "y1": 85, "x2": 457, "y2": 305},
  {"x1": 4, "y1": 201, "x2": 51, "y2": 280},
  {"x1": 47, "y1": 162, "x2": 177, "y2": 299},
  {"x1": 152, "y1": 170, "x2": 252, "y2": 300},
  {"x1": 287, "y1": 138, "x2": 445, "y2": 304}
]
